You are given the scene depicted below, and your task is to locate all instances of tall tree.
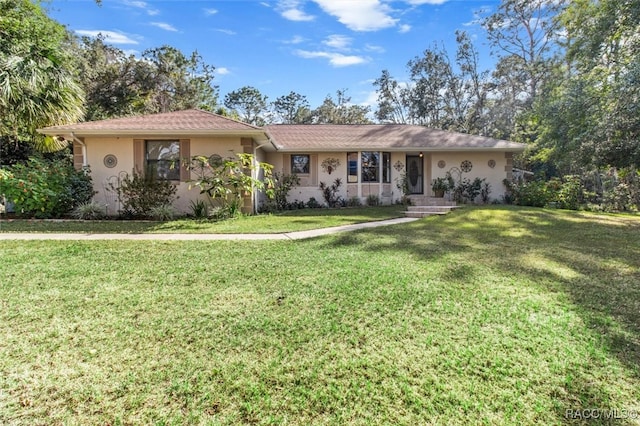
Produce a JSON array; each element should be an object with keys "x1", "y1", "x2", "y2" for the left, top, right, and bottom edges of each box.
[
  {"x1": 532, "y1": 0, "x2": 640, "y2": 171},
  {"x1": 482, "y1": 0, "x2": 566, "y2": 103},
  {"x1": 375, "y1": 32, "x2": 489, "y2": 134},
  {"x1": 312, "y1": 90, "x2": 371, "y2": 124},
  {"x1": 0, "y1": 0, "x2": 84, "y2": 151},
  {"x1": 272, "y1": 91, "x2": 311, "y2": 124},
  {"x1": 373, "y1": 70, "x2": 409, "y2": 124},
  {"x1": 224, "y1": 86, "x2": 269, "y2": 126},
  {"x1": 141, "y1": 46, "x2": 218, "y2": 113}
]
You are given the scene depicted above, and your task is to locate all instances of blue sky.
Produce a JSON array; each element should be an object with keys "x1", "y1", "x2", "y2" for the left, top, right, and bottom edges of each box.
[{"x1": 47, "y1": 0, "x2": 499, "y2": 110}]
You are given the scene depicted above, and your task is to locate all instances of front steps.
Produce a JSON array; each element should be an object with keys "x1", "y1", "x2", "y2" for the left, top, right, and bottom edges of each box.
[{"x1": 404, "y1": 196, "x2": 459, "y2": 218}]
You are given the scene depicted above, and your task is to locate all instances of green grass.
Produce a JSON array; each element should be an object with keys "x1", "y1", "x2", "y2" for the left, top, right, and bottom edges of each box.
[
  {"x1": 1, "y1": 206, "x2": 639, "y2": 425},
  {"x1": 0, "y1": 205, "x2": 404, "y2": 234}
]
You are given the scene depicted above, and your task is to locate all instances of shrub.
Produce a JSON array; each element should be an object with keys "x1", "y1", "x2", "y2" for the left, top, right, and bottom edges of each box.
[
  {"x1": 109, "y1": 169, "x2": 177, "y2": 218},
  {"x1": 72, "y1": 201, "x2": 105, "y2": 220},
  {"x1": 188, "y1": 153, "x2": 274, "y2": 216},
  {"x1": 149, "y1": 204, "x2": 175, "y2": 221},
  {"x1": 307, "y1": 197, "x2": 321, "y2": 208},
  {"x1": 189, "y1": 199, "x2": 208, "y2": 219},
  {"x1": 0, "y1": 157, "x2": 94, "y2": 218},
  {"x1": 452, "y1": 177, "x2": 485, "y2": 204},
  {"x1": 271, "y1": 172, "x2": 300, "y2": 211},
  {"x1": 319, "y1": 178, "x2": 343, "y2": 207},
  {"x1": 366, "y1": 194, "x2": 380, "y2": 206},
  {"x1": 347, "y1": 196, "x2": 362, "y2": 207}
]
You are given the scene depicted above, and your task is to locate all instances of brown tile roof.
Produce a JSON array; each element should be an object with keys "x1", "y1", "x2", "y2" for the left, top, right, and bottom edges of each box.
[
  {"x1": 38, "y1": 109, "x2": 263, "y2": 135},
  {"x1": 265, "y1": 124, "x2": 525, "y2": 152}
]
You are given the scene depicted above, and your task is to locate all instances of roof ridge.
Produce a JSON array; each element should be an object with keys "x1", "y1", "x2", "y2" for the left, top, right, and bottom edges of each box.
[{"x1": 191, "y1": 108, "x2": 263, "y2": 130}]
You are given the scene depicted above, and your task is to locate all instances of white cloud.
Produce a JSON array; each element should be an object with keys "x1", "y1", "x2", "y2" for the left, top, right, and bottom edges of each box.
[
  {"x1": 204, "y1": 8, "x2": 218, "y2": 16},
  {"x1": 75, "y1": 30, "x2": 139, "y2": 45},
  {"x1": 278, "y1": 0, "x2": 315, "y2": 21},
  {"x1": 281, "y1": 8, "x2": 315, "y2": 21},
  {"x1": 295, "y1": 50, "x2": 368, "y2": 67},
  {"x1": 121, "y1": 0, "x2": 159, "y2": 15},
  {"x1": 405, "y1": 0, "x2": 449, "y2": 4},
  {"x1": 312, "y1": 0, "x2": 397, "y2": 31},
  {"x1": 216, "y1": 67, "x2": 231, "y2": 75},
  {"x1": 323, "y1": 35, "x2": 352, "y2": 50},
  {"x1": 151, "y1": 22, "x2": 178, "y2": 32},
  {"x1": 399, "y1": 24, "x2": 411, "y2": 33}
]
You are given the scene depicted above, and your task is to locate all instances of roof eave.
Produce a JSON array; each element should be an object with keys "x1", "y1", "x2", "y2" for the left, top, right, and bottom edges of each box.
[
  {"x1": 37, "y1": 128, "x2": 268, "y2": 138},
  {"x1": 273, "y1": 146, "x2": 526, "y2": 153}
]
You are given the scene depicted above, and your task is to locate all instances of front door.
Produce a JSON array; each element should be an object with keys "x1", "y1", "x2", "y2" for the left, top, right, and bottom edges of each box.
[{"x1": 406, "y1": 155, "x2": 424, "y2": 194}]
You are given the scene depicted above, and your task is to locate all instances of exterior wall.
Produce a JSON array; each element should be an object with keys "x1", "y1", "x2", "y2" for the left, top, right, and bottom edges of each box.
[
  {"x1": 430, "y1": 152, "x2": 510, "y2": 201},
  {"x1": 85, "y1": 136, "x2": 248, "y2": 215},
  {"x1": 267, "y1": 151, "x2": 416, "y2": 206},
  {"x1": 267, "y1": 150, "x2": 514, "y2": 206},
  {"x1": 266, "y1": 152, "x2": 347, "y2": 205}
]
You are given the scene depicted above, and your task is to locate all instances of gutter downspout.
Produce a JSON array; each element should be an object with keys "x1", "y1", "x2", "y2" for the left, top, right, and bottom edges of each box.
[
  {"x1": 70, "y1": 132, "x2": 88, "y2": 168},
  {"x1": 253, "y1": 140, "x2": 275, "y2": 214}
]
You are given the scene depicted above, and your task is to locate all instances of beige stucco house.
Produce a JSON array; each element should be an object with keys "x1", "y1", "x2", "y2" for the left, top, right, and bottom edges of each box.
[{"x1": 39, "y1": 109, "x2": 526, "y2": 214}]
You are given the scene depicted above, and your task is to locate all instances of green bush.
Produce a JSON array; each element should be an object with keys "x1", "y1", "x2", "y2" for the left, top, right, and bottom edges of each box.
[
  {"x1": 109, "y1": 169, "x2": 177, "y2": 218},
  {"x1": 0, "y1": 157, "x2": 94, "y2": 218},
  {"x1": 319, "y1": 178, "x2": 343, "y2": 207},
  {"x1": 307, "y1": 197, "x2": 321, "y2": 208},
  {"x1": 366, "y1": 194, "x2": 380, "y2": 206},
  {"x1": 346, "y1": 196, "x2": 362, "y2": 207}
]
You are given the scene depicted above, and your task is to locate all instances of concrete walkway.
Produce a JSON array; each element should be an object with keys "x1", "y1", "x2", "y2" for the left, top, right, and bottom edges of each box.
[{"x1": 0, "y1": 217, "x2": 418, "y2": 241}]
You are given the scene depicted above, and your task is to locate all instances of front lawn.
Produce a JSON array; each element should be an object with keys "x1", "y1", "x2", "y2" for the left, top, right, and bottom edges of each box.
[
  {"x1": 1, "y1": 206, "x2": 639, "y2": 424},
  {"x1": 0, "y1": 205, "x2": 405, "y2": 234}
]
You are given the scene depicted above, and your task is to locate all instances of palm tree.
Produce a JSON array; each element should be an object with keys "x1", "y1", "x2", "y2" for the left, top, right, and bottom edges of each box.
[{"x1": 0, "y1": 0, "x2": 85, "y2": 152}]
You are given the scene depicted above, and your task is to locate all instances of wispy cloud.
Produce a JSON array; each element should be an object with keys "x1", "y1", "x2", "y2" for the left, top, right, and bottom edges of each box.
[
  {"x1": 121, "y1": 0, "x2": 159, "y2": 16},
  {"x1": 203, "y1": 8, "x2": 218, "y2": 16},
  {"x1": 216, "y1": 67, "x2": 231, "y2": 75},
  {"x1": 399, "y1": 24, "x2": 411, "y2": 33},
  {"x1": 283, "y1": 35, "x2": 306, "y2": 44},
  {"x1": 365, "y1": 44, "x2": 385, "y2": 53},
  {"x1": 295, "y1": 50, "x2": 368, "y2": 67},
  {"x1": 214, "y1": 29, "x2": 237, "y2": 36},
  {"x1": 404, "y1": 0, "x2": 449, "y2": 4},
  {"x1": 278, "y1": 0, "x2": 315, "y2": 22},
  {"x1": 323, "y1": 35, "x2": 352, "y2": 50},
  {"x1": 312, "y1": 0, "x2": 396, "y2": 31},
  {"x1": 75, "y1": 30, "x2": 140, "y2": 44},
  {"x1": 151, "y1": 22, "x2": 178, "y2": 32}
]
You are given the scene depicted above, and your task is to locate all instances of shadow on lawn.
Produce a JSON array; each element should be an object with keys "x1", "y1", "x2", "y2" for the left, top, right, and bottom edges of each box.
[{"x1": 325, "y1": 206, "x2": 640, "y2": 424}]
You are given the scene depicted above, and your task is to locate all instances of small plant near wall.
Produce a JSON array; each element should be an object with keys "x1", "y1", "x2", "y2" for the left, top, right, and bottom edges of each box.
[
  {"x1": 366, "y1": 194, "x2": 381, "y2": 206},
  {"x1": 321, "y1": 157, "x2": 340, "y2": 174},
  {"x1": 431, "y1": 177, "x2": 450, "y2": 197},
  {"x1": 319, "y1": 178, "x2": 343, "y2": 207}
]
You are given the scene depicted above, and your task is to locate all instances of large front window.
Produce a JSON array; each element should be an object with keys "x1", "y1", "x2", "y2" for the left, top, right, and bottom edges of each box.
[
  {"x1": 361, "y1": 152, "x2": 380, "y2": 182},
  {"x1": 146, "y1": 140, "x2": 180, "y2": 180}
]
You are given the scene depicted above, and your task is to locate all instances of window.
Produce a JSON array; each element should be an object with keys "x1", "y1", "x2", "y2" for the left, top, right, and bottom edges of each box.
[
  {"x1": 347, "y1": 152, "x2": 358, "y2": 183},
  {"x1": 146, "y1": 140, "x2": 180, "y2": 180},
  {"x1": 361, "y1": 152, "x2": 380, "y2": 182},
  {"x1": 382, "y1": 152, "x2": 391, "y2": 183},
  {"x1": 291, "y1": 154, "x2": 310, "y2": 174}
]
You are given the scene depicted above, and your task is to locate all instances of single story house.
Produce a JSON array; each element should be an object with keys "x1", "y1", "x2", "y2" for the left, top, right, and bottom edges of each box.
[{"x1": 38, "y1": 109, "x2": 526, "y2": 213}]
